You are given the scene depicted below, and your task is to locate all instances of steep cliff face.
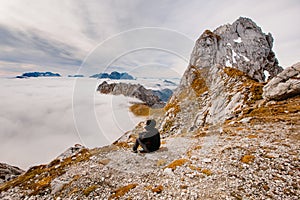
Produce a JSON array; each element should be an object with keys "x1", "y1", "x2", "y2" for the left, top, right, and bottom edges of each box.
[
  {"x1": 189, "y1": 17, "x2": 282, "y2": 82},
  {"x1": 161, "y1": 17, "x2": 283, "y2": 134}
]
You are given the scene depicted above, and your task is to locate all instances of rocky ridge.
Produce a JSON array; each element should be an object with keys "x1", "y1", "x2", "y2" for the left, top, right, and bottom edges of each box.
[
  {"x1": 0, "y1": 17, "x2": 299, "y2": 199},
  {"x1": 97, "y1": 81, "x2": 167, "y2": 107},
  {"x1": 160, "y1": 17, "x2": 283, "y2": 135}
]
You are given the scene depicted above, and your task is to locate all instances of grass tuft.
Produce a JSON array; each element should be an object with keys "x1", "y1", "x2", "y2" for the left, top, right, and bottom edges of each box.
[
  {"x1": 151, "y1": 185, "x2": 163, "y2": 193},
  {"x1": 190, "y1": 66, "x2": 208, "y2": 96},
  {"x1": 129, "y1": 103, "x2": 150, "y2": 116},
  {"x1": 165, "y1": 159, "x2": 189, "y2": 170},
  {"x1": 109, "y1": 183, "x2": 138, "y2": 199},
  {"x1": 83, "y1": 185, "x2": 98, "y2": 196},
  {"x1": 241, "y1": 155, "x2": 255, "y2": 164},
  {"x1": 201, "y1": 169, "x2": 213, "y2": 176}
]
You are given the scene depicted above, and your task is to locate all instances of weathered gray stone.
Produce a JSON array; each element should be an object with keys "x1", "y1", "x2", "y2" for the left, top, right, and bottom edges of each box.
[
  {"x1": 97, "y1": 81, "x2": 165, "y2": 107},
  {"x1": 56, "y1": 144, "x2": 86, "y2": 161},
  {"x1": 161, "y1": 17, "x2": 282, "y2": 133},
  {"x1": 263, "y1": 62, "x2": 300, "y2": 100},
  {"x1": 189, "y1": 17, "x2": 283, "y2": 83},
  {"x1": 0, "y1": 163, "x2": 24, "y2": 184}
]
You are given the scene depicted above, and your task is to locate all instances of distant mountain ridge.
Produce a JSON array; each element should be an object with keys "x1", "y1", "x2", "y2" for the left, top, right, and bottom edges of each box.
[
  {"x1": 90, "y1": 71, "x2": 134, "y2": 80},
  {"x1": 16, "y1": 72, "x2": 61, "y2": 78},
  {"x1": 68, "y1": 74, "x2": 84, "y2": 78}
]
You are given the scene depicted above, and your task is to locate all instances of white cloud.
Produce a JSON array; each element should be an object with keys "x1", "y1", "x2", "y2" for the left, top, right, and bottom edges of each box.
[{"x1": 0, "y1": 78, "x2": 143, "y2": 169}]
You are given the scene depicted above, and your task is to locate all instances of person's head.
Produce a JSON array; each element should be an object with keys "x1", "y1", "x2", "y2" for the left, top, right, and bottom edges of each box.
[{"x1": 145, "y1": 119, "x2": 156, "y2": 130}]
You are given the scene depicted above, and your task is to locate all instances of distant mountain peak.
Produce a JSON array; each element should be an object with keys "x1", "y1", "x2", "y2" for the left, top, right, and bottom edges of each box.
[
  {"x1": 90, "y1": 71, "x2": 135, "y2": 80},
  {"x1": 16, "y1": 72, "x2": 61, "y2": 78}
]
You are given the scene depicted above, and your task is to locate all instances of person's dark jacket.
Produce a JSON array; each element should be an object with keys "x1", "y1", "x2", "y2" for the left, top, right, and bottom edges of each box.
[{"x1": 139, "y1": 119, "x2": 160, "y2": 152}]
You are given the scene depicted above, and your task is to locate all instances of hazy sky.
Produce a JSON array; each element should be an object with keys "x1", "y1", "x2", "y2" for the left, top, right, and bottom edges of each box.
[{"x1": 0, "y1": 0, "x2": 299, "y2": 77}]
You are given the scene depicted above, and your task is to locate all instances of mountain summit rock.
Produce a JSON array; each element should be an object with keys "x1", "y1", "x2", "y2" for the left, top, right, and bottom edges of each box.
[
  {"x1": 189, "y1": 17, "x2": 282, "y2": 82},
  {"x1": 160, "y1": 17, "x2": 283, "y2": 134}
]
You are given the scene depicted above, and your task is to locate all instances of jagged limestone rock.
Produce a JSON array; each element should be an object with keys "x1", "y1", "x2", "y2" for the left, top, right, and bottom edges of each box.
[
  {"x1": 263, "y1": 62, "x2": 300, "y2": 101},
  {"x1": 0, "y1": 163, "x2": 24, "y2": 184},
  {"x1": 189, "y1": 17, "x2": 282, "y2": 82},
  {"x1": 97, "y1": 81, "x2": 164, "y2": 107},
  {"x1": 161, "y1": 17, "x2": 283, "y2": 134}
]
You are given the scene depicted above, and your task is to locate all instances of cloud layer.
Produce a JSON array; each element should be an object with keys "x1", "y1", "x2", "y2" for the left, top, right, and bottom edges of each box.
[{"x1": 0, "y1": 78, "x2": 143, "y2": 169}]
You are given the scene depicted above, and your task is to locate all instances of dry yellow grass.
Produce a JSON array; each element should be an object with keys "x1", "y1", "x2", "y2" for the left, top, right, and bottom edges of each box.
[
  {"x1": 129, "y1": 104, "x2": 150, "y2": 116},
  {"x1": 165, "y1": 159, "x2": 189, "y2": 170},
  {"x1": 114, "y1": 141, "x2": 130, "y2": 149},
  {"x1": 83, "y1": 185, "x2": 98, "y2": 196},
  {"x1": 189, "y1": 165, "x2": 201, "y2": 171},
  {"x1": 157, "y1": 159, "x2": 167, "y2": 167},
  {"x1": 0, "y1": 148, "x2": 91, "y2": 195},
  {"x1": 244, "y1": 96, "x2": 300, "y2": 124},
  {"x1": 151, "y1": 185, "x2": 163, "y2": 193},
  {"x1": 247, "y1": 134, "x2": 258, "y2": 139},
  {"x1": 201, "y1": 169, "x2": 212, "y2": 176},
  {"x1": 190, "y1": 66, "x2": 208, "y2": 96},
  {"x1": 241, "y1": 155, "x2": 255, "y2": 164},
  {"x1": 109, "y1": 183, "x2": 138, "y2": 199}
]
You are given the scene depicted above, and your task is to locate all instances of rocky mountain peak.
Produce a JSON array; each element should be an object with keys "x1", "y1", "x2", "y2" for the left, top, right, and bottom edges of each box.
[
  {"x1": 189, "y1": 17, "x2": 282, "y2": 83},
  {"x1": 161, "y1": 17, "x2": 284, "y2": 134}
]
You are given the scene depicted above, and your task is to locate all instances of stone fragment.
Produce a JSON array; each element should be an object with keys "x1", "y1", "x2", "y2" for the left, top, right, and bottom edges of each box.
[{"x1": 263, "y1": 62, "x2": 300, "y2": 101}]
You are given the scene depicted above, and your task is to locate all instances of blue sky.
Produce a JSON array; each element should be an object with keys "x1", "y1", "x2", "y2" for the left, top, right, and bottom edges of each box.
[{"x1": 0, "y1": 0, "x2": 299, "y2": 77}]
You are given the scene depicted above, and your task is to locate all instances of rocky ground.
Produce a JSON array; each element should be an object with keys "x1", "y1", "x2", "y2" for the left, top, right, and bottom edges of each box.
[{"x1": 1, "y1": 96, "x2": 299, "y2": 200}]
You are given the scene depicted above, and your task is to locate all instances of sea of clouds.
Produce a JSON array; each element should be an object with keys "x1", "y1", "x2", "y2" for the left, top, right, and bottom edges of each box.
[{"x1": 0, "y1": 77, "x2": 144, "y2": 169}]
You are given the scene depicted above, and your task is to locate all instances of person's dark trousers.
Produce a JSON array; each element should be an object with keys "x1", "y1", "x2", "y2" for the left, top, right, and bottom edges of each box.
[{"x1": 132, "y1": 138, "x2": 150, "y2": 152}]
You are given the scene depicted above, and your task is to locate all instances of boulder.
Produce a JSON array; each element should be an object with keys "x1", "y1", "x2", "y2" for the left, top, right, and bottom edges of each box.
[{"x1": 263, "y1": 62, "x2": 300, "y2": 101}]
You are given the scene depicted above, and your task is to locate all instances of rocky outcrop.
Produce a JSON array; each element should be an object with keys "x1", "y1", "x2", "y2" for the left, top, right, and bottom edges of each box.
[
  {"x1": 0, "y1": 163, "x2": 24, "y2": 184},
  {"x1": 56, "y1": 144, "x2": 86, "y2": 161},
  {"x1": 97, "y1": 81, "x2": 165, "y2": 107},
  {"x1": 189, "y1": 17, "x2": 282, "y2": 82},
  {"x1": 160, "y1": 17, "x2": 283, "y2": 134},
  {"x1": 263, "y1": 62, "x2": 300, "y2": 101}
]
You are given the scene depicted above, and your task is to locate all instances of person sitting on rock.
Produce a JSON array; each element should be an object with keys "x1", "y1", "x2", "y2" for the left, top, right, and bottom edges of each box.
[{"x1": 132, "y1": 119, "x2": 161, "y2": 153}]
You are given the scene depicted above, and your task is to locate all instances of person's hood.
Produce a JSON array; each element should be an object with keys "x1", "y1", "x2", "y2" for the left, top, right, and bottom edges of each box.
[{"x1": 145, "y1": 119, "x2": 156, "y2": 130}]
